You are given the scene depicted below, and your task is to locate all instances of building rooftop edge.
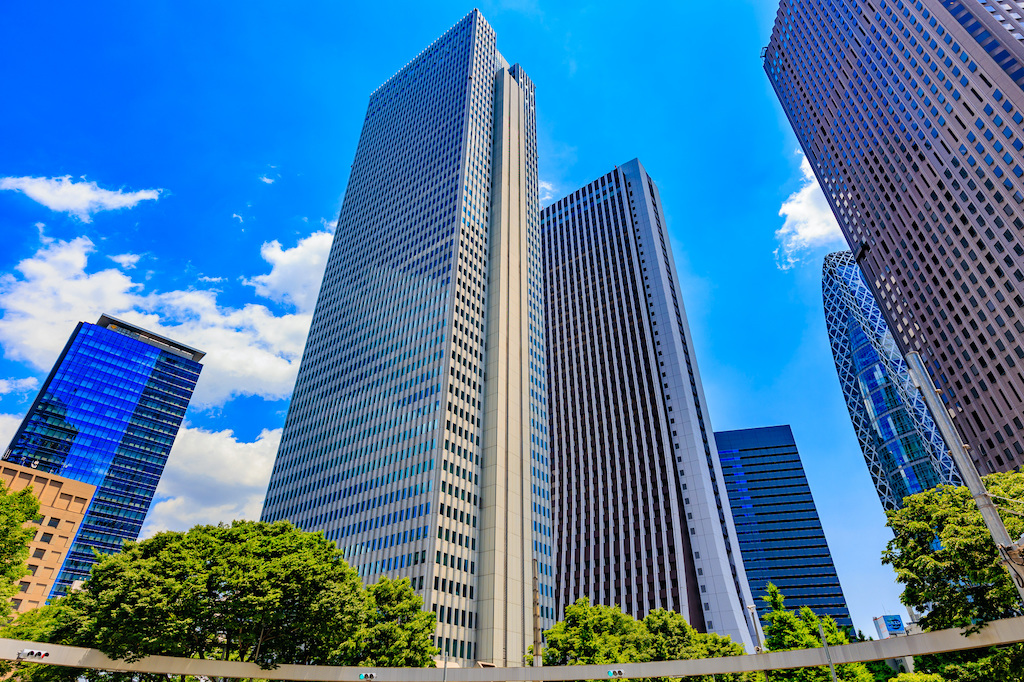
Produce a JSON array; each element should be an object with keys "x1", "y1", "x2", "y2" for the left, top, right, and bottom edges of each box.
[
  {"x1": 714, "y1": 424, "x2": 796, "y2": 441},
  {"x1": 368, "y1": 9, "x2": 484, "y2": 100},
  {"x1": 96, "y1": 314, "x2": 206, "y2": 362},
  {"x1": 540, "y1": 157, "x2": 644, "y2": 211}
]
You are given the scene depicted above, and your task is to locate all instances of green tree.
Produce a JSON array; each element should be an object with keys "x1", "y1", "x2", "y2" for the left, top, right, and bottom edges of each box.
[
  {"x1": 0, "y1": 480, "x2": 42, "y2": 612},
  {"x1": 890, "y1": 674, "x2": 944, "y2": 682},
  {"x1": 0, "y1": 604, "x2": 68, "y2": 682},
  {"x1": 538, "y1": 598, "x2": 651, "y2": 667},
  {"x1": 882, "y1": 473, "x2": 1024, "y2": 631},
  {"x1": 62, "y1": 520, "x2": 365, "y2": 668},
  {"x1": 762, "y1": 583, "x2": 873, "y2": 682},
  {"x1": 0, "y1": 521, "x2": 437, "y2": 682},
  {"x1": 344, "y1": 576, "x2": 438, "y2": 666},
  {"x1": 881, "y1": 472, "x2": 1024, "y2": 682},
  {"x1": 530, "y1": 598, "x2": 751, "y2": 681},
  {"x1": 642, "y1": 607, "x2": 753, "y2": 682}
]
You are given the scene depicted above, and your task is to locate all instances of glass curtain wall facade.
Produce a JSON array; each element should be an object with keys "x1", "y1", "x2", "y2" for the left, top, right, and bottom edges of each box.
[
  {"x1": 717, "y1": 426, "x2": 853, "y2": 631},
  {"x1": 765, "y1": 0, "x2": 1024, "y2": 474},
  {"x1": 259, "y1": 10, "x2": 551, "y2": 667},
  {"x1": 824, "y1": 251, "x2": 962, "y2": 510},
  {"x1": 2, "y1": 314, "x2": 203, "y2": 597},
  {"x1": 541, "y1": 159, "x2": 757, "y2": 651}
]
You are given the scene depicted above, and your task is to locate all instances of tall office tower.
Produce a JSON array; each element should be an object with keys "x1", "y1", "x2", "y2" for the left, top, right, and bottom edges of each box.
[
  {"x1": 717, "y1": 426, "x2": 853, "y2": 632},
  {"x1": 259, "y1": 10, "x2": 552, "y2": 667},
  {"x1": 2, "y1": 314, "x2": 203, "y2": 597},
  {"x1": 541, "y1": 159, "x2": 757, "y2": 651},
  {"x1": 823, "y1": 251, "x2": 962, "y2": 510},
  {"x1": 766, "y1": 0, "x2": 1024, "y2": 474}
]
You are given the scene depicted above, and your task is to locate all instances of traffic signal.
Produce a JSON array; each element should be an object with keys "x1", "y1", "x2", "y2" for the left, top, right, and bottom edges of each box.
[
  {"x1": 358, "y1": 674, "x2": 376, "y2": 680},
  {"x1": 17, "y1": 650, "x2": 49, "y2": 660}
]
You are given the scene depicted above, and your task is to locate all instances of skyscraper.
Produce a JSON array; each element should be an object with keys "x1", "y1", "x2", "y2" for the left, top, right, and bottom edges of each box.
[
  {"x1": 2, "y1": 314, "x2": 203, "y2": 597},
  {"x1": 541, "y1": 159, "x2": 757, "y2": 651},
  {"x1": 260, "y1": 10, "x2": 552, "y2": 667},
  {"x1": 824, "y1": 251, "x2": 962, "y2": 509},
  {"x1": 766, "y1": 0, "x2": 1024, "y2": 474},
  {"x1": 717, "y1": 425, "x2": 853, "y2": 632}
]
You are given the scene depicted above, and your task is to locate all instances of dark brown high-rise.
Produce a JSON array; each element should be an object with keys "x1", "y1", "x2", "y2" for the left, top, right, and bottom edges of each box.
[{"x1": 766, "y1": 0, "x2": 1024, "y2": 473}]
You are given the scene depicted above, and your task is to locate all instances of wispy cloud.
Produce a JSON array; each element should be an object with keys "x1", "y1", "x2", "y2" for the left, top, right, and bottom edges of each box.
[
  {"x1": 774, "y1": 153, "x2": 845, "y2": 270},
  {"x1": 232, "y1": 213, "x2": 244, "y2": 223},
  {"x1": 539, "y1": 180, "x2": 556, "y2": 203},
  {"x1": 197, "y1": 275, "x2": 224, "y2": 283},
  {"x1": 0, "y1": 175, "x2": 161, "y2": 222},
  {"x1": 109, "y1": 253, "x2": 141, "y2": 269},
  {"x1": 320, "y1": 213, "x2": 339, "y2": 233},
  {"x1": 0, "y1": 377, "x2": 38, "y2": 395},
  {"x1": 258, "y1": 175, "x2": 274, "y2": 185}
]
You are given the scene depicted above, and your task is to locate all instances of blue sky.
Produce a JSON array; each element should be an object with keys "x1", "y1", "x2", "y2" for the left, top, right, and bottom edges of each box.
[{"x1": 0, "y1": 1, "x2": 905, "y2": 634}]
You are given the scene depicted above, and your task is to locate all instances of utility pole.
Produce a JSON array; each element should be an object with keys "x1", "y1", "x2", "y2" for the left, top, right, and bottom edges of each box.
[
  {"x1": 905, "y1": 352, "x2": 1024, "y2": 605},
  {"x1": 817, "y1": 621, "x2": 838, "y2": 682},
  {"x1": 746, "y1": 604, "x2": 768, "y2": 682},
  {"x1": 532, "y1": 559, "x2": 543, "y2": 671}
]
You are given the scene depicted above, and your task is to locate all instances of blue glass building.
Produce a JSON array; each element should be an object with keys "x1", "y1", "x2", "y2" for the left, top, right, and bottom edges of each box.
[
  {"x1": 765, "y1": 0, "x2": 1024, "y2": 475},
  {"x1": 2, "y1": 314, "x2": 203, "y2": 596},
  {"x1": 824, "y1": 251, "x2": 962, "y2": 510},
  {"x1": 259, "y1": 10, "x2": 551, "y2": 666},
  {"x1": 717, "y1": 425, "x2": 853, "y2": 631}
]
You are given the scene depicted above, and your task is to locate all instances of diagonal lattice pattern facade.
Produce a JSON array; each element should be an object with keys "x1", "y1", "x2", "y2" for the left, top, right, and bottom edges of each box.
[{"x1": 823, "y1": 251, "x2": 962, "y2": 510}]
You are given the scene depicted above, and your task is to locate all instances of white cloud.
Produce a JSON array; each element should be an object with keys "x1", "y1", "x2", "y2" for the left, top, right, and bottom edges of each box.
[
  {"x1": 0, "y1": 232, "x2": 330, "y2": 406},
  {"x1": 0, "y1": 377, "x2": 39, "y2": 395},
  {"x1": 232, "y1": 213, "x2": 243, "y2": 223},
  {"x1": 109, "y1": 253, "x2": 140, "y2": 269},
  {"x1": 774, "y1": 154, "x2": 846, "y2": 269},
  {"x1": 539, "y1": 180, "x2": 556, "y2": 203},
  {"x1": 197, "y1": 275, "x2": 224, "y2": 283},
  {"x1": 141, "y1": 426, "x2": 280, "y2": 536},
  {"x1": 259, "y1": 175, "x2": 275, "y2": 184},
  {"x1": 243, "y1": 231, "x2": 333, "y2": 312},
  {"x1": 0, "y1": 176, "x2": 161, "y2": 222},
  {"x1": 320, "y1": 215, "x2": 338, "y2": 233},
  {"x1": 0, "y1": 414, "x2": 21, "y2": 451}
]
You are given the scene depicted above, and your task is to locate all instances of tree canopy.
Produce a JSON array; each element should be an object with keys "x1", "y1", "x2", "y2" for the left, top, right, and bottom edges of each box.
[
  {"x1": 539, "y1": 598, "x2": 651, "y2": 667},
  {"x1": 0, "y1": 479, "x2": 42, "y2": 613},
  {"x1": 532, "y1": 597, "x2": 752, "y2": 682},
  {"x1": 881, "y1": 471, "x2": 1024, "y2": 682},
  {"x1": 882, "y1": 471, "x2": 1024, "y2": 631},
  {"x1": 345, "y1": 575, "x2": 439, "y2": 667},
  {"x1": 761, "y1": 583, "x2": 873, "y2": 682},
  {"x1": 1, "y1": 520, "x2": 437, "y2": 681}
]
